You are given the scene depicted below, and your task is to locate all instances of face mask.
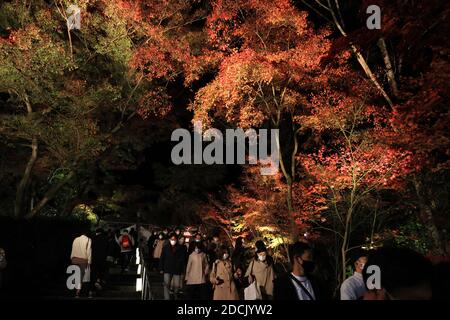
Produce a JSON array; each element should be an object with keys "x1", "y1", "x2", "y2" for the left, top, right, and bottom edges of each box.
[
  {"x1": 170, "y1": 240, "x2": 177, "y2": 246},
  {"x1": 223, "y1": 253, "x2": 229, "y2": 260},
  {"x1": 359, "y1": 263, "x2": 365, "y2": 270},
  {"x1": 301, "y1": 260, "x2": 315, "y2": 274},
  {"x1": 159, "y1": 235, "x2": 163, "y2": 239},
  {"x1": 196, "y1": 239, "x2": 201, "y2": 242},
  {"x1": 175, "y1": 231, "x2": 180, "y2": 235},
  {"x1": 258, "y1": 255, "x2": 266, "y2": 262},
  {"x1": 194, "y1": 248, "x2": 200, "y2": 253},
  {"x1": 214, "y1": 238, "x2": 219, "y2": 243},
  {"x1": 163, "y1": 231, "x2": 168, "y2": 235}
]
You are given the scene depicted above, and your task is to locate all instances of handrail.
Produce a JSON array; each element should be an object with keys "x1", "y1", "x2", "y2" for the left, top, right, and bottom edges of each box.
[{"x1": 136, "y1": 247, "x2": 154, "y2": 300}]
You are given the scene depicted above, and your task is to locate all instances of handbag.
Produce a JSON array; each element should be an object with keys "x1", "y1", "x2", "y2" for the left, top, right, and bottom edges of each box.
[{"x1": 244, "y1": 261, "x2": 262, "y2": 300}]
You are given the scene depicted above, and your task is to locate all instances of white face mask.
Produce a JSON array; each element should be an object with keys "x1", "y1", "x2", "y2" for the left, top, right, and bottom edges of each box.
[
  {"x1": 194, "y1": 248, "x2": 200, "y2": 253},
  {"x1": 159, "y1": 235, "x2": 163, "y2": 239},
  {"x1": 258, "y1": 254, "x2": 266, "y2": 262},
  {"x1": 170, "y1": 240, "x2": 177, "y2": 246},
  {"x1": 223, "y1": 253, "x2": 229, "y2": 260}
]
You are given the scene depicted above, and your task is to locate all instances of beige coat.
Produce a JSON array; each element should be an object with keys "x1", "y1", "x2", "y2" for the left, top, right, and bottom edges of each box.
[
  {"x1": 185, "y1": 251, "x2": 209, "y2": 285},
  {"x1": 245, "y1": 259, "x2": 275, "y2": 296},
  {"x1": 70, "y1": 235, "x2": 92, "y2": 264},
  {"x1": 153, "y1": 239, "x2": 165, "y2": 259},
  {"x1": 210, "y1": 259, "x2": 239, "y2": 300}
]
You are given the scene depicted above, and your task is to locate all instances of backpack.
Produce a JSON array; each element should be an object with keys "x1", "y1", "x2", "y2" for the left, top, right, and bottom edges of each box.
[{"x1": 121, "y1": 235, "x2": 131, "y2": 249}]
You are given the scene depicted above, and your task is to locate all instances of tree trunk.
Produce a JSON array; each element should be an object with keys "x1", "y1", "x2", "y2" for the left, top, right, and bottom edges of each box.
[
  {"x1": 15, "y1": 137, "x2": 38, "y2": 217},
  {"x1": 377, "y1": 37, "x2": 399, "y2": 97},
  {"x1": 341, "y1": 207, "x2": 352, "y2": 284},
  {"x1": 326, "y1": 1, "x2": 394, "y2": 107},
  {"x1": 25, "y1": 171, "x2": 75, "y2": 219},
  {"x1": 15, "y1": 95, "x2": 38, "y2": 218}
]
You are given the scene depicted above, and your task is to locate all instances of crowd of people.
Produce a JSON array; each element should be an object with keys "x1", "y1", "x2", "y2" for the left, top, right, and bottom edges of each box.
[
  {"x1": 69, "y1": 225, "x2": 450, "y2": 300},
  {"x1": 70, "y1": 226, "x2": 138, "y2": 298},
  {"x1": 145, "y1": 227, "x2": 450, "y2": 300}
]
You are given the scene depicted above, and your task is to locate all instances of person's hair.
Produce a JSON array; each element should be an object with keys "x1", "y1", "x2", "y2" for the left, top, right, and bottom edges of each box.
[
  {"x1": 362, "y1": 247, "x2": 432, "y2": 295},
  {"x1": 169, "y1": 233, "x2": 178, "y2": 240},
  {"x1": 350, "y1": 249, "x2": 367, "y2": 267},
  {"x1": 235, "y1": 237, "x2": 244, "y2": 248},
  {"x1": 288, "y1": 242, "x2": 312, "y2": 264},
  {"x1": 193, "y1": 242, "x2": 204, "y2": 252},
  {"x1": 219, "y1": 245, "x2": 230, "y2": 256},
  {"x1": 80, "y1": 225, "x2": 90, "y2": 236},
  {"x1": 255, "y1": 240, "x2": 267, "y2": 254}
]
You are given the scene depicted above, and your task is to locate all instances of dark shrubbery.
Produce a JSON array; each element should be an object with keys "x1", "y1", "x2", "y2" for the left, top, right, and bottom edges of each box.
[{"x1": 0, "y1": 216, "x2": 90, "y2": 297}]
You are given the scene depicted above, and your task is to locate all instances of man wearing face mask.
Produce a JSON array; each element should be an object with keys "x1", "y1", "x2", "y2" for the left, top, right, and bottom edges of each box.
[
  {"x1": 159, "y1": 234, "x2": 186, "y2": 300},
  {"x1": 273, "y1": 242, "x2": 322, "y2": 300},
  {"x1": 340, "y1": 252, "x2": 368, "y2": 300}
]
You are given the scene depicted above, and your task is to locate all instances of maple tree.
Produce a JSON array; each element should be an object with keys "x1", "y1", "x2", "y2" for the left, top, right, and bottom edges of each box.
[
  {"x1": 190, "y1": 0, "x2": 332, "y2": 239},
  {"x1": 0, "y1": 0, "x2": 448, "y2": 294}
]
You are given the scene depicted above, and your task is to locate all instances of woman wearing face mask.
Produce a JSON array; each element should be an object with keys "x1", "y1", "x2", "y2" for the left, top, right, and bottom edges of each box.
[
  {"x1": 152, "y1": 233, "x2": 166, "y2": 271},
  {"x1": 159, "y1": 234, "x2": 186, "y2": 300},
  {"x1": 245, "y1": 240, "x2": 275, "y2": 299},
  {"x1": 210, "y1": 246, "x2": 239, "y2": 300},
  {"x1": 185, "y1": 243, "x2": 209, "y2": 299}
]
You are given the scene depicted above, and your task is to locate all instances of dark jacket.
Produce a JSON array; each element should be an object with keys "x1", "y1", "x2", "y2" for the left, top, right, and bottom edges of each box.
[
  {"x1": 273, "y1": 272, "x2": 322, "y2": 300},
  {"x1": 159, "y1": 244, "x2": 186, "y2": 275},
  {"x1": 92, "y1": 233, "x2": 109, "y2": 265},
  {"x1": 231, "y1": 246, "x2": 247, "y2": 270}
]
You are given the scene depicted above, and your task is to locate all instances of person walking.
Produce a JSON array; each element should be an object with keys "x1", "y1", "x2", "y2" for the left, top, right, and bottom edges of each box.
[
  {"x1": 153, "y1": 232, "x2": 166, "y2": 271},
  {"x1": 340, "y1": 252, "x2": 368, "y2": 300},
  {"x1": 210, "y1": 245, "x2": 239, "y2": 300},
  {"x1": 115, "y1": 230, "x2": 135, "y2": 273},
  {"x1": 231, "y1": 237, "x2": 247, "y2": 271},
  {"x1": 245, "y1": 241, "x2": 275, "y2": 299},
  {"x1": 177, "y1": 235, "x2": 188, "y2": 294},
  {"x1": 273, "y1": 242, "x2": 322, "y2": 300},
  {"x1": 160, "y1": 234, "x2": 186, "y2": 300},
  {"x1": 70, "y1": 229, "x2": 92, "y2": 298},
  {"x1": 185, "y1": 242, "x2": 209, "y2": 299},
  {"x1": 91, "y1": 228, "x2": 109, "y2": 292}
]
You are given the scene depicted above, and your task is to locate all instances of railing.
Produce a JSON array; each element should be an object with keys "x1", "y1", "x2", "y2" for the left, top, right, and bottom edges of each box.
[{"x1": 136, "y1": 247, "x2": 154, "y2": 300}]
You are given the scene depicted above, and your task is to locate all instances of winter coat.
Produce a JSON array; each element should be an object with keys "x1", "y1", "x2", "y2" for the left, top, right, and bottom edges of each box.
[{"x1": 209, "y1": 259, "x2": 239, "y2": 300}]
